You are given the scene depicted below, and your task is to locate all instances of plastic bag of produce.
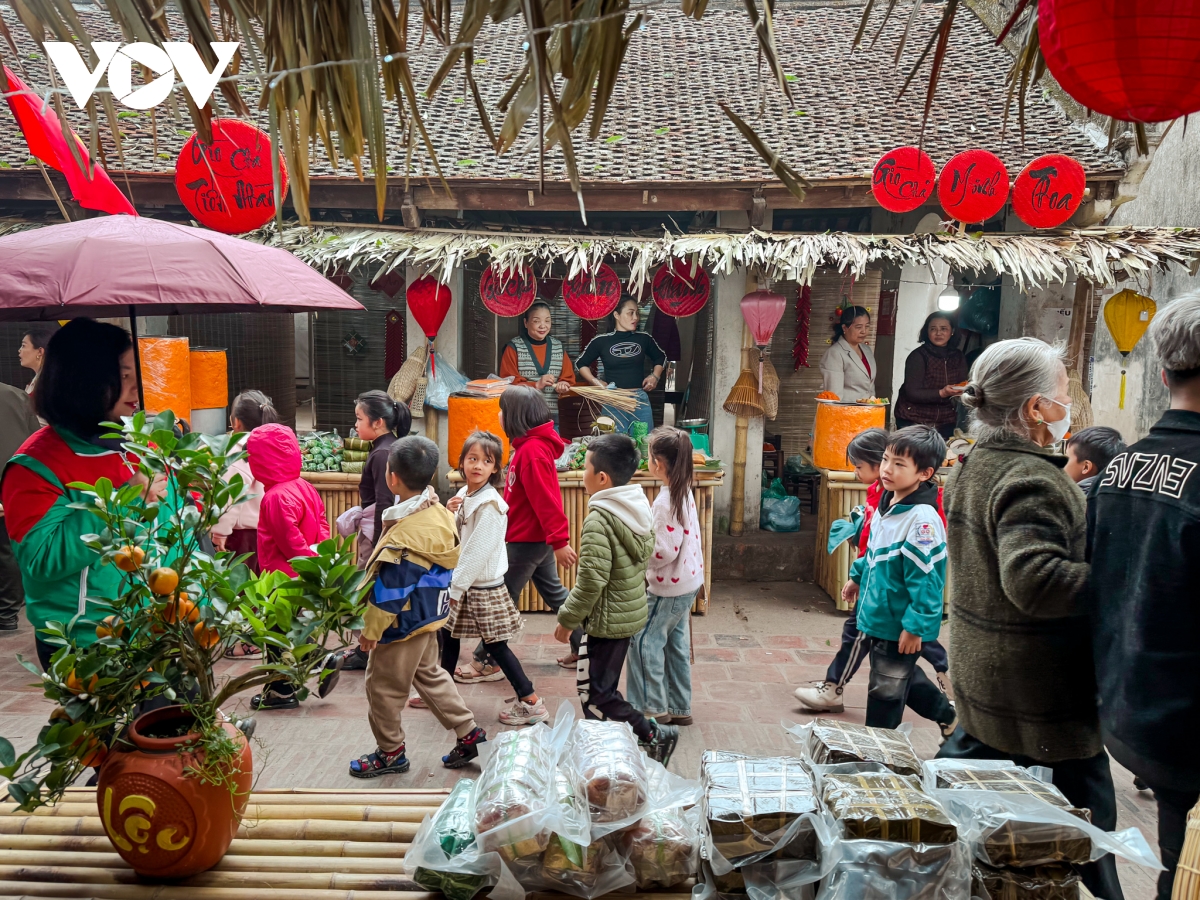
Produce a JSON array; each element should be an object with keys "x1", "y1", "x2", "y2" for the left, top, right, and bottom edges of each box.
[
  {"x1": 566, "y1": 720, "x2": 648, "y2": 831},
  {"x1": 820, "y1": 769, "x2": 958, "y2": 844},
  {"x1": 760, "y1": 494, "x2": 801, "y2": 532},
  {"x1": 425, "y1": 351, "x2": 470, "y2": 411},
  {"x1": 407, "y1": 778, "x2": 524, "y2": 900},
  {"x1": 787, "y1": 718, "x2": 923, "y2": 777},
  {"x1": 622, "y1": 805, "x2": 700, "y2": 889},
  {"x1": 970, "y1": 862, "x2": 1081, "y2": 900},
  {"x1": 815, "y1": 838, "x2": 972, "y2": 900}
]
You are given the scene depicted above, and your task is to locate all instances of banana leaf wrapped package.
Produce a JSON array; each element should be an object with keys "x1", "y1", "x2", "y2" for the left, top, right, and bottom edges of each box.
[
  {"x1": 793, "y1": 718, "x2": 923, "y2": 776},
  {"x1": 822, "y1": 771, "x2": 958, "y2": 844},
  {"x1": 622, "y1": 806, "x2": 700, "y2": 888},
  {"x1": 972, "y1": 863, "x2": 1081, "y2": 900}
]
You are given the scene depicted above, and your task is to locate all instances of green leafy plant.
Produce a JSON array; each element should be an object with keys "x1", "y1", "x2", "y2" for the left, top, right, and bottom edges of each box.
[{"x1": 0, "y1": 412, "x2": 368, "y2": 811}]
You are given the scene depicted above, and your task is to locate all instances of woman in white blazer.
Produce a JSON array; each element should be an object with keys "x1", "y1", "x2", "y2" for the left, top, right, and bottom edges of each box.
[{"x1": 819, "y1": 305, "x2": 877, "y2": 400}]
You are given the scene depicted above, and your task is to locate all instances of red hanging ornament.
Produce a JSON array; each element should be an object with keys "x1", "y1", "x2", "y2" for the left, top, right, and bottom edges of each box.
[
  {"x1": 1039, "y1": 0, "x2": 1200, "y2": 123},
  {"x1": 652, "y1": 258, "x2": 711, "y2": 317},
  {"x1": 871, "y1": 147, "x2": 937, "y2": 213},
  {"x1": 384, "y1": 309, "x2": 406, "y2": 380},
  {"x1": 407, "y1": 276, "x2": 452, "y2": 339},
  {"x1": 371, "y1": 268, "x2": 407, "y2": 298},
  {"x1": 1012, "y1": 154, "x2": 1086, "y2": 229},
  {"x1": 479, "y1": 265, "x2": 536, "y2": 317},
  {"x1": 327, "y1": 270, "x2": 354, "y2": 291},
  {"x1": 741, "y1": 289, "x2": 787, "y2": 391},
  {"x1": 937, "y1": 150, "x2": 1009, "y2": 224},
  {"x1": 563, "y1": 264, "x2": 622, "y2": 319},
  {"x1": 174, "y1": 119, "x2": 288, "y2": 235},
  {"x1": 793, "y1": 285, "x2": 812, "y2": 371}
]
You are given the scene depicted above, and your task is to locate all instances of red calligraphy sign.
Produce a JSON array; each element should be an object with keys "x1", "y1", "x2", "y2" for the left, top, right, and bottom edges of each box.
[
  {"x1": 872, "y1": 147, "x2": 936, "y2": 213},
  {"x1": 174, "y1": 119, "x2": 288, "y2": 235},
  {"x1": 1012, "y1": 154, "x2": 1085, "y2": 229},
  {"x1": 937, "y1": 149, "x2": 1009, "y2": 224},
  {"x1": 479, "y1": 265, "x2": 536, "y2": 317},
  {"x1": 563, "y1": 264, "x2": 622, "y2": 319},
  {"x1": 651, "y1": 258, "x2": 710, "y2": 318}
]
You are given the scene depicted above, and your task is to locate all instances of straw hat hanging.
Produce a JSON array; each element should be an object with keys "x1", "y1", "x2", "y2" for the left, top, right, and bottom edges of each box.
[{"x1": 723, "y1": 369, "x2": 764, "y2": 418}]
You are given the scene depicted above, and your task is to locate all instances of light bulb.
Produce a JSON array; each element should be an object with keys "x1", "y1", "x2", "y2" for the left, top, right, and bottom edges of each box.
[{"x1": 938, "y1": 286, "x2": 960, "y2": 311}]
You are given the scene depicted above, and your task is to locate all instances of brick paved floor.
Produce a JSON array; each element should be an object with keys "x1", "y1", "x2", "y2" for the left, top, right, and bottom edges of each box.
[{"x1": 0, "y1": 580, "x2": 1161, "y2": 899}]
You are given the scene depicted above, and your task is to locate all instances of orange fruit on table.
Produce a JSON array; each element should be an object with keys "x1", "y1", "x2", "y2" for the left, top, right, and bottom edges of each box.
[
  {"x1": 50, "y1": 706, "x2": 72, "y2": 723},
  {"x1": 95, "y1": 615, "x2": 126, "y2": 639},
  {"x1": 65, "y1": 669, "x2": 99, "y2": 695},
  {"x1": 113, "y1": 546, "x2": 145, "y2": 572},
  {"x1": 193, "y1": 620, "x2": 221, "y2": 649},
  {"x1": 163, "y1": 593, "x2": 199, "y2": 625},
  {"x1": 148, "y1": 567, "x2": 180, "y2": 596}
]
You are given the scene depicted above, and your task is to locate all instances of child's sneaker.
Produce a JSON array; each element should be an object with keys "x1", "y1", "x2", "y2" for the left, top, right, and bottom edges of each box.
[
  {"x1": 443, "y1": 726, "x2": 487, "y2": 768},
  {"x1": 349, "y1": 745, "x2": 410, "y2": 778},
  {"x1": 499, "y1": 698, "x2": 549, "y2": 726},
  {"x1": 793, "y1": 681, "x2": 844, "y2": 713},
  {"x1": 639, "y1": 719, "x2": 679, "y2": 766}
]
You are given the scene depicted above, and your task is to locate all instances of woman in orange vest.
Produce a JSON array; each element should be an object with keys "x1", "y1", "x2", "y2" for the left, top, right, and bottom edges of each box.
[{"x1": 499, "y1": 302, "x2": 576, "y2": 423}]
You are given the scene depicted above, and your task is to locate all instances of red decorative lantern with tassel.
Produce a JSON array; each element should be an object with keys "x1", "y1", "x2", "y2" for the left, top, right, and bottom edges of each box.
[
  {"x1": 741, "y1": 289, "x2": 787, "y2": 391},
  {"x1": 406, "y1": 275, "x2": 452, "y2": 379},
  {"x1": 1039, "y1": 0, "x2": 1200, "y2": 123}
]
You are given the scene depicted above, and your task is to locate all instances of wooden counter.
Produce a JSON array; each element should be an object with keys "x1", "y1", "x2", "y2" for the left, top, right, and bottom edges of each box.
[{"x1": 303, "y1": 469, "x2": 724, "y2": 615}]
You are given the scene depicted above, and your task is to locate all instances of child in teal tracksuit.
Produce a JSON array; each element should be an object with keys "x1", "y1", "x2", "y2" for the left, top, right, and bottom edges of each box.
[{"x1": 842, "y1": 425, "x2": 957, "y2": 734}]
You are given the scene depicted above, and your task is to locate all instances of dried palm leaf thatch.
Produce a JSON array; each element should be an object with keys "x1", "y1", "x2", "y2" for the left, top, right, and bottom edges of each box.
[
  {"x1": 723, "y1": 369, "x2": 763, "y2": 419},
  {"x1": 569, "y1": 385, "x2": 640, "y2": 412}
]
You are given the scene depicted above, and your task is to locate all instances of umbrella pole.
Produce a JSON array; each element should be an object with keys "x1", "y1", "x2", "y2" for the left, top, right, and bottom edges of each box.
[{"x1": 128, "y1": 305, "x2": 146, "y2": 412}]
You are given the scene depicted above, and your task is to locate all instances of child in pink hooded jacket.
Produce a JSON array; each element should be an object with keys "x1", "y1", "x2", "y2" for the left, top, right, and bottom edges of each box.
[{"x1": 247, "y1": 424, "x2": 330, "y2": 577}]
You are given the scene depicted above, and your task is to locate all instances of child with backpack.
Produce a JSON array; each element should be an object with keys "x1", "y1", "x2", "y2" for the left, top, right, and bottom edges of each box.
[
  {"x1": 349, "y1": 436, "x2": 486, "y2": 777},
  {"x1": 555, "y1": 433, "x2": 679, "y2": 764},
  {"x1": 626, "y1": 427, "x2": 703, "y2": 727},
  {"x1": 795, "y1": 427, "x2": 950, "y2": 713},
  {"x1": 441, "y1": 430, "x2": 547, "y2": 726}
]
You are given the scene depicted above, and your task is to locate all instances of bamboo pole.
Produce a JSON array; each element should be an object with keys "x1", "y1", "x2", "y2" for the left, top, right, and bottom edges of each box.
[
  {"x1": 0, "y1": 834, "x2": 409, "y2": 857},
  {"x1": 0, "y1": 863, "x2": 422, "y2": 890},
  {"x1": 0, "y1": 883, "x2": 431, "y2": 900},
  {"x1": 0, "y1": 817, "x2": 420, "y2": 842},
  {"x1": 0, "y1": 850, "x2": 410, "y2": 874},
  {"x1": 3, "y1": 803, "x2": 439, "y2": 823},
  {"x1": 728, "y1": 270, "x2": 757, "y2": 537}
]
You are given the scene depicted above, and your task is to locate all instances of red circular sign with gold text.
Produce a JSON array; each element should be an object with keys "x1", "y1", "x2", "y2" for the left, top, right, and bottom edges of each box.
[
  {"x1": 563, "y1": 264, "x2": 622, "y2": 320},
  {"x1": 872, "y1": 146, "x2": 936, "y2": 213},
  {"x1": 479, "y1": 265, "x2": 536, "y2": 317},
  {"x1": 1012, "y1": 154, "x2": 1085, "y2": 229},
  {"x1": 652, "y1": 259, "x2": 711, "y2": 318},
  {"x1": 174, "y1": 119, "x2": 288, "y2": 235},
  {"x1": 937, "y1": 149, "x2": 1009, "y2": 224}
]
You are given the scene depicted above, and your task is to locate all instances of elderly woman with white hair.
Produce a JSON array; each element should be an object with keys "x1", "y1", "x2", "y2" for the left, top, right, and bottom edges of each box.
[
  {"x1": 1088, "y1": 293, "x2": 1200, "y2": 900},
  {"x1": 938, "y1": 337, "x2": 1124, "y2": 900}
]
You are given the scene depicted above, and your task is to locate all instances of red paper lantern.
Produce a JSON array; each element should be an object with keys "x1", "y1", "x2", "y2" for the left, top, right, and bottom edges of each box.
[
  {"x1": 563, "y1": 264, "x2": 622, "y2": 320},
  {"x1": 407, "y1": 275, "x2": 452, "y2": 339},
  {"x1": 652, "y1": 259, "x2": 710, "y2": 318},
  {"x1": 1012, "y1": 154, "x2": 1086, "y2": 229},
  {"x1": 1039, "y1": 0, "x2": 1200, "y2": 123},
  {"x1": 479, "y1": 265, "x2": 536, "y2": 317},
  {"x1": 174, "y1": 119, "x2": 288, "y2": 234},
  {"x1": 872, "y1": 147, "x2": 937, "y2": 213},
  {"x1": 937, "y1": 150, "x2": 1009, "y2": 224}
]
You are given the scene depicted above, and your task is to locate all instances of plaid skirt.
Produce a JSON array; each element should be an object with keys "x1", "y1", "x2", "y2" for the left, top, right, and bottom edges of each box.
[{"x1": 446, "y1": 584, "x2": 524, "y2": 643}]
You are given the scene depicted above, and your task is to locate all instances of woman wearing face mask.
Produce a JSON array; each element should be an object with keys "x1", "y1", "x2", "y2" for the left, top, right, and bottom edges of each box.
[
  {"x1": 819, "y1": 306, "x2": 877, "y2": 401},
  {"x1": 938, "y1": 338, "x2": 1123, "y2": 900},
  {"x1": 895, "y1": 312, "x2": 968, "y2": 439},
  {"x1": 576, "y1": 297, "x2": 665, "y2": 434},
  {"x1": 499, "y1": 301, "x2": 576, "y2": 423}
]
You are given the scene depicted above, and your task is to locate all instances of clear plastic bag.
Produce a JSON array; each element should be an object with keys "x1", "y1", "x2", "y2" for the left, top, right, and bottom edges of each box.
[
  {"x1": 567, "y1": 719, "x2": 649, "y2": 832},
  {"x1": 473, "y1": 726, "x2": 561, "y2": 861},
  {"x1": 406, "y1": 778, "x2": 525, "y2": 900},
  {"x1": 786, "y1": 718, "x2": 923, "y2": 777},
  {"x1": 815, "y1": 839, "x2": 973, "y2": 900},
  {"x1": 821, "y1": 770, "x2": 958, "y2": 844},
  {"x1": 970, "y1": 861, "x2": 1081, "y2": 900},
  {"x1": 424, "y1": 351, "x2": 470, "y2": 411},
  {"x1": 622, "y1": 805, "x2": 701, "y2": 889},
  {"x1": 921, "y1": 759, "x2": 1163, "y2": 871}
]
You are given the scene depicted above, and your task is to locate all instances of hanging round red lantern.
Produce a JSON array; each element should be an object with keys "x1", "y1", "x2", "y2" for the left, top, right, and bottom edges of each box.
[
  {"x1": 652, "y1": 258, "x2": 711, "y2": 318},
  {"x1": 563, "y1": 264, "x2": 622, "y2": 320},
  {"x1": 871, "y1": 147, "x2": 937, "y2": 213},
  {"x1": 479, "y1": 265, "x2": 536, "y2": 317},
  {"x1": 1039, "y1": 0, "x2": 1200, "y2": 123},
  {"x1": 1011, "y1": 154, "x2": 1086, "y2": 229},
  {"x1": 937, "y1": 150, "x2": 1009, "y2": 224},
  {"x1": 174, "y1": 119, "x2": 288, "y2": 235},
  {"x1": 407, "y1": 275, "x2": 452, "y2": 339}
]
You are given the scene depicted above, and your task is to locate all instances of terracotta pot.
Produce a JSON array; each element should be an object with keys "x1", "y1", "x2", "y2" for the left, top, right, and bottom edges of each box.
[{"x1": 96, "y1": 705, "x2": 252, "y2": 878}]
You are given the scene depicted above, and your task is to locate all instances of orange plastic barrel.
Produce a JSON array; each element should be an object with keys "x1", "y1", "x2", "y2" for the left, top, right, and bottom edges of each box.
[
  {"x1": 813, "y1": 401, "x2": 887, "y2": 471},
  {"x1": 189, "y1": 347, "x2": 229, "y2": 410},
  {"x1": 138, "y1": 336, "x2": 191, "y2": 423},
  {"x1": 447, "y1": 394, "x2": 511, "y2": 466}
]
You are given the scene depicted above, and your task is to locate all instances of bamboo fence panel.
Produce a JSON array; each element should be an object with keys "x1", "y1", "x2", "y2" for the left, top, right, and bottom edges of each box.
[{"x1": 812, "y1": 470, "x2": 869, "y2": 611}]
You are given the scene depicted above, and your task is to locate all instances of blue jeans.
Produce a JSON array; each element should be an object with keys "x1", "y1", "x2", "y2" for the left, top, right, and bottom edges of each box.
[
  {"x1": 626, "y1": 590, "x2": 695, "y2": 718},
  {"x1": 605, "y1": 389, "x2": 654, "y2": 435}
]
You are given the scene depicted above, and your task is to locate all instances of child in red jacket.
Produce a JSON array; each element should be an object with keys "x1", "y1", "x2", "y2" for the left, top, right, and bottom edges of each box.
[
  {"x1": 794, "y1": 428, "x2": 950, "y2": 713},
  {"x1": 246, "y1": 423, "x2": 331, "y2": 710},
  {"x1": 452, "y1": 386, "x2": 581, "y2": 681}
]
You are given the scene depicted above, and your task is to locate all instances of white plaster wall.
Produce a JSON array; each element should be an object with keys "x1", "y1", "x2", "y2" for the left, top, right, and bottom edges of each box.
[
  {"x1": 406, "y1": 263, "x2": 463, "y2": 493},
  {"x1": 890, "y1": 261, "x2": 947, "y2": 408}
]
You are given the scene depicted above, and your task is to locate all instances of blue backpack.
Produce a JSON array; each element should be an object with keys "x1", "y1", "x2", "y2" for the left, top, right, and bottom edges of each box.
[{"x1": 372, "y1": 555, "x2": 452, "y2": 644}]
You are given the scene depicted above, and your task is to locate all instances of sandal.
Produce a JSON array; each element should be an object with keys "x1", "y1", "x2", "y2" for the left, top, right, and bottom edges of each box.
[
  {"x1": 349, "y1": 746, "x2": 410, "y2": 778},
  {"x1": 408, "y1": 694, "x2": 427, "y2": 709},
  {"x1": 224, "y1": 641, "x2": 263, "y2": 660},
  {"x1": 556, "y1": 653, "x2": 579, "y2": 669},
  {"x1": 442, "y1": 727, "x2": 487, "y2": 769},
  {"x1": 453, "y1": 661, "x2": 506, "y2": 684}
]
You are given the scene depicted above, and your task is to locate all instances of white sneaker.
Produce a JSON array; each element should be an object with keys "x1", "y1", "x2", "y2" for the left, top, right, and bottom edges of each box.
[
  {"x1": 793, "y1": 681, "x2": 844, "y2": 713},
  {"x1": 499, "y1": 698, "x2": 549, "y2": 726}
]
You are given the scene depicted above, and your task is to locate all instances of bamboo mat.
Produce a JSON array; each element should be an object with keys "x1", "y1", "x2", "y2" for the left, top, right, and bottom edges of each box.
[{"x1": 0, "y1": 787, "x2": 695, "y2": 900}]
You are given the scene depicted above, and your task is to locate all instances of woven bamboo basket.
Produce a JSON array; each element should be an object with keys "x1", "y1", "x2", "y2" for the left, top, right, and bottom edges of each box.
[
  {"x1": 1175, "y1": 798, "x2": 1200, "y2": 900},
  {"x1": 387, "y1": 344, "x2": 428, "y2": 405},
  {"x1": 722, "y1": 369, "x2": 763, "y2": 418}
]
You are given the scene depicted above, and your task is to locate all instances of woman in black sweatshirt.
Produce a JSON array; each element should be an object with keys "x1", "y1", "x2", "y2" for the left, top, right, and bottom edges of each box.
[{"x1": 354, "y1": 390, "x2": 411, "y2": 556}]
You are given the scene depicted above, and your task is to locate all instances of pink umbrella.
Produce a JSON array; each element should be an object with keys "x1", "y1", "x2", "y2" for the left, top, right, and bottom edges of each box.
[
  {"x1": 740, "y1": 289, "x2": 787, "y2": 391},
  {"x1": 0, "y1": 216, "x2": 365, "y2": 406}
]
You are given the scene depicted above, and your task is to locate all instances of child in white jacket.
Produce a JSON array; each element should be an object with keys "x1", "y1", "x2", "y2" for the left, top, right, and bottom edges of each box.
[
  {"x1": 627, "y1": 427, "x2": 703, "y2": 726},
  {"x1": 441, "y1": 431, "x2": 547, "y2": 726}
]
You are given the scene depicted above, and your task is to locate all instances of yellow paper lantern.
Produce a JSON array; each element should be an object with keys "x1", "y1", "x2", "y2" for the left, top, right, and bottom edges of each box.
[{"x1": 1102, "y1": 289, "x2": 1156, "y2": 409}]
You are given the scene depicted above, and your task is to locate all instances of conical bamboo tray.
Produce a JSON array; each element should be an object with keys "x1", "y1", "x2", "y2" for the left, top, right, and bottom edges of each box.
[{"x1": 0, "y1": 786, "x2": 696, "y2": 899}]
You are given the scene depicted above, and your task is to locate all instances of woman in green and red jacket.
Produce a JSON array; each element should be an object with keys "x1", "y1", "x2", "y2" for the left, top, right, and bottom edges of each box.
[{"x1": 1, "y1": 319, "x2": 157, "y2": 670}]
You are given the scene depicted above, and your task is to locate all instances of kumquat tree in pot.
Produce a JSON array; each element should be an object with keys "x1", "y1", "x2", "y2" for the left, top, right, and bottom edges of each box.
[{"x1": 0, "y1": 412, "x2": 368, "y2": 879}]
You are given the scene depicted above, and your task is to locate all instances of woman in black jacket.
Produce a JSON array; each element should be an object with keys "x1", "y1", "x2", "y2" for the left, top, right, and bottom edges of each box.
[
  {"x1": 895, "y1": 312, "x2": 968, "y2": 439},
  {"x1": 354, "y1": 390, "x2": 411, "y2": 554}
]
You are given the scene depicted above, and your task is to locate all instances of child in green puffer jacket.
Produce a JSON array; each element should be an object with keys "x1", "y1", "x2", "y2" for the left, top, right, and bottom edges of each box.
[{"x1": 554, "y1": 433, "x2": 679, "y2": 765}]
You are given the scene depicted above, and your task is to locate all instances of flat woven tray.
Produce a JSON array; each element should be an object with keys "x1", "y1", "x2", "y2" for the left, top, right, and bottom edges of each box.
[{"x1": 0, "y1": 786, "x2": 693, "y2": 899}]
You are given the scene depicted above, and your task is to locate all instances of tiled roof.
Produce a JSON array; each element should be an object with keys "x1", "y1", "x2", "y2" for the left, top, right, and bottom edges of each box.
[{"x1": 0, "y1": 2, "x2": 1122, "y2": 183}]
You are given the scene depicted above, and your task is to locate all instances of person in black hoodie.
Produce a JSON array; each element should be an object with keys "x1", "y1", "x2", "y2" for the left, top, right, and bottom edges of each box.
[{"x1": 1088, "y1": 292, "x2": 1200, "y2": 900}]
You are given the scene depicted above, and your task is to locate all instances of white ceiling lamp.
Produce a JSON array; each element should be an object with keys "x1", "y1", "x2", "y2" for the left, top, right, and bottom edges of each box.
[{"x1": 938, "y1": 281, "x2": 961, "y2": 311}]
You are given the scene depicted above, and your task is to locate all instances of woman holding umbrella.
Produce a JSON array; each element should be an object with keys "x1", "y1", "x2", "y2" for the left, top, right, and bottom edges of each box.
[{"x1": 1, "y1": 319, "x2": 164, "y2": 669}]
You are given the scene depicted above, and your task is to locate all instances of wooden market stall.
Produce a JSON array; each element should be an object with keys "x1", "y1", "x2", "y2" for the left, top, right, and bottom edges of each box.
[{"x1": 302, "y1": 468, "x2": 723, "y2": 614}]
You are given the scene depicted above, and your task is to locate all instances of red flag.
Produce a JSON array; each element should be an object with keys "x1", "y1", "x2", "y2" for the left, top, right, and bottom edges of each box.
[{"x1": 3, "y1": 66, "x2": 137, "y2": 216}]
